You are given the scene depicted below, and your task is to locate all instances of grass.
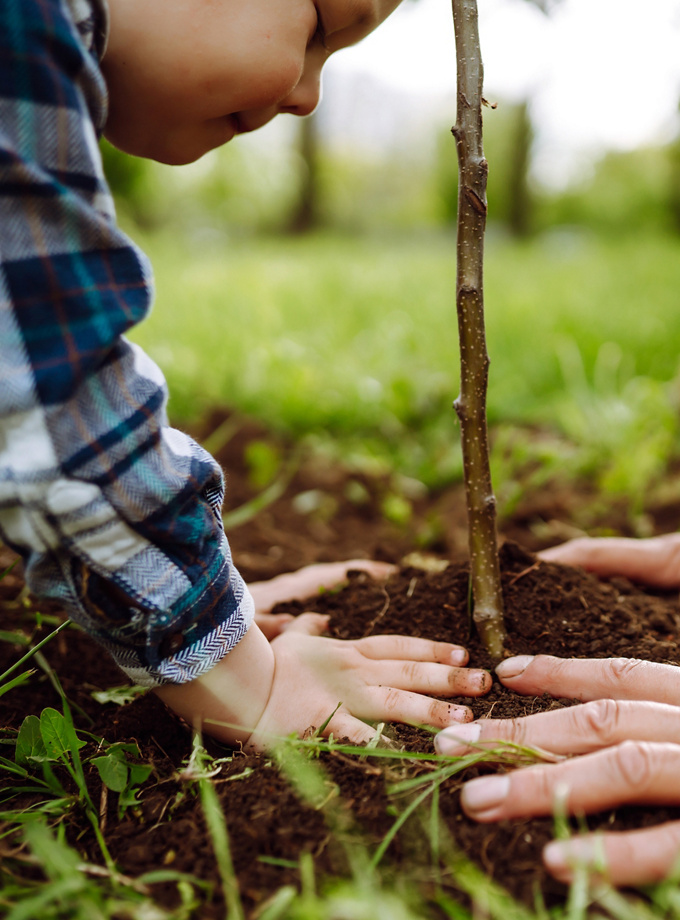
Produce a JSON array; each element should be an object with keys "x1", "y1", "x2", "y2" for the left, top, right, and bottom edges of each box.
[{"x1": 128, "y1": 227, "x2": 680, "y2": 498}]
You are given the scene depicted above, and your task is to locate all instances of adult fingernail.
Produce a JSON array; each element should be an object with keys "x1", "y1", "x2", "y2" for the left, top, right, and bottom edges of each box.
[
  {"x1": 435, "y1": 722, "x2": 481, "y2": 755},
  {"x1": 449, "y1": 647, "x2": 468, "y2": 666},
  {"x1": 543, "y1": 839, "x2": 598, "y2": 881},
  {"x1": 495, "y1": 655, "x2": 534, "y2": 680},
  {"x1": 461, "y1": 774, "x2": 510, "y2": 817}
]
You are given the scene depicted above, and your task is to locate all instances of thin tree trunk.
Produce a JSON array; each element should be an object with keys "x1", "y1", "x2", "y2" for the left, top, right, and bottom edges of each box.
[
  {"x1": 451, "y1": 0, "x2": 506, "y2": 658},
  {"x1": 287, "y1": 114, "x2": 322, "y2": 235}
]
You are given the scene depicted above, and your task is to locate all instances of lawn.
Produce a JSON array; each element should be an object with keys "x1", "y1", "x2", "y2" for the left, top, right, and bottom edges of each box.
[
  {"x1": 129, "y1": 227, "x2": 680, "y2": 504},
  {"x1": 131, "y1": 229, "x2": 680, "y2": 429}
]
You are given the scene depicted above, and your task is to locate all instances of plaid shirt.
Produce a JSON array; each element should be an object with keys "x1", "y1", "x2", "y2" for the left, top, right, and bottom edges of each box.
[{"x1": 0, "y1": 0, "x2": 254, "y2": 686}]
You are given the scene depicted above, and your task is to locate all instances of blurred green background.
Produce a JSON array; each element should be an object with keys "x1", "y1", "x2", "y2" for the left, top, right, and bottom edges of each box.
[{"x1": 102, "y1": 54, "x2": 680, "y2": 527}]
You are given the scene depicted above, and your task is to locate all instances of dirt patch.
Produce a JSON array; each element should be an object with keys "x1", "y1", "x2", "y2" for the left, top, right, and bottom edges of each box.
[{"x1": 2, "y1": 412, "x2": 680, "y2": 916}]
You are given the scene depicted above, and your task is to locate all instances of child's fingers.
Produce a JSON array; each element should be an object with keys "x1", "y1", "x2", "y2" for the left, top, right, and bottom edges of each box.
[
  {"x1": 281, "y1": 612, "x2": 330, "y2": 636},
  {"x1": 363, "y1": 687, "x2": 473, "y2": 728},
  {"x1": 325, "y1": 711, "x2": 384, "y2": 746},
  {"x1": 369, "y1": 659, "x2": 491, "y2": 698},
  {"x1": 355, "y1": 634, "x2": 471, "y2": 667},
  {"x1": 253, "y1": 611, "x2": 294, "y2": 640},
  {"x1": 338, "y1": 559, "x2": 397, "y2": 580}
]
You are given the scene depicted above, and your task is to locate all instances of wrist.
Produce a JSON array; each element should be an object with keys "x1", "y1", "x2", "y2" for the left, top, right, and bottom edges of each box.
[{"x1": 154, "y1": 623, "x2": 275, "y2": 745}]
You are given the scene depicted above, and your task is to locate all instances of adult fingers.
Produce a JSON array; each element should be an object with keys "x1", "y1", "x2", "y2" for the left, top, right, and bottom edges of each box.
[
  {"x1": 539, "y1": 534, "x2": 680, "y2": 589},
  {"x1": 369, "y1": 658, "x2": 491, "y2": 698},
  {"x1": 460, "y1": 741, "x2": 680, "y2": 823},
  {"x1": 495, "y1": 654, "x2": 680, "y2": 706},
  {"x1": 543, "y1": 821, "x2": 680, "y2": 887},
  {"x1": 355, "y1": 634, "x2": 471, "y2": 667},
  {"x1": 544, "y1": 822, "x2": 680, "y2": 887},
  {"x1": 436, "y1": 699, "x2": 680, "y2": 758}
]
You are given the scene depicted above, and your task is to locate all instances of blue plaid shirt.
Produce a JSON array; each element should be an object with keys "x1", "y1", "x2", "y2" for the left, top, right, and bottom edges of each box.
[{"x1": 0, "y1": 0, "x2": 254, "y2": 686}]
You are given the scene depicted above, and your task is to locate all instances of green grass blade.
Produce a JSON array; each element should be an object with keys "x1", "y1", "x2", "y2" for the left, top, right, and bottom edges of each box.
[
  {"x1": 0, "y1": 620, "x2": 70, "y2": 685},
  {"x1": 199, "y1": 773, "x2": 244, "y2": 920}
]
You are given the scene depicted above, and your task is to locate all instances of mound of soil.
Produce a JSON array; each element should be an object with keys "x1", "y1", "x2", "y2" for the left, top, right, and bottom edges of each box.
[{"x1": 2, "y1": 412, "x2": 680, "y2": 917}]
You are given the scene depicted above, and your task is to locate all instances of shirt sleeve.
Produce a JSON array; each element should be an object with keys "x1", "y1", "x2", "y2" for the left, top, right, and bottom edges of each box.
[{"x1": 0, "y1": 0, "x2": 254, "y2": 687}]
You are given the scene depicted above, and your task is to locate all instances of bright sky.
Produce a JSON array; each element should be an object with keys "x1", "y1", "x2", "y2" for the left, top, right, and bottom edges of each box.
[{"x1": 328, "y1": 0, "x2": 680, "y2": 183}]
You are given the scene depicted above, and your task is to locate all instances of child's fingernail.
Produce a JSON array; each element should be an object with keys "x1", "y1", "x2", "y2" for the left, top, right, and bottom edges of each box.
[
  {"x1": 495, "y1": 655, "x2": 534, "y2": 679},
  {"x1": 447, "y1": 706, "x2": 473, "y2": 723},
  {"x1": 461, "y1": 774, "x2": 510, "y2": 817},
  {"x1": 435, "y1": 722, "x2": 481, "y2": 755},
  {"x1": 450, "y1": 647, "x2": 468, "y2": 666}
]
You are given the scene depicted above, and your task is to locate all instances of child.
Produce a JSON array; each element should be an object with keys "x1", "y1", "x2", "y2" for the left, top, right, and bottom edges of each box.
[{"x1": 0, "y1": 0, "x2": 491, "y2": 750}]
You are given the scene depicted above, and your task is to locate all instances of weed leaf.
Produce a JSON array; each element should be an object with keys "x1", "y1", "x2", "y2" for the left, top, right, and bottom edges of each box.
[
  {"x1": 15, "y1": 714, "x2": 47, "y2": 765},
  {"x1": 92, "y1": 753, "x2": 129, "y2": 793},
  {"x1": 39, "y1": 708, "x2": 71, "y2": 759}
]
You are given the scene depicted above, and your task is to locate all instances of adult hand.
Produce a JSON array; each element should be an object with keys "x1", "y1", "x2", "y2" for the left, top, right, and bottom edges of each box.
[
  {"x1": 436, "y1": 653, "x2": 680, "y2": 886},
  {"x1": 250, "y1": 559, "x2": 396, "y2": 639},
  {"x1": 539, "y1": 533, "x2": 680, "y2": 589}
]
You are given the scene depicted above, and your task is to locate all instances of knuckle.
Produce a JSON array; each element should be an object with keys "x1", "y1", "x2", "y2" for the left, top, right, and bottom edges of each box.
[
  {"x1": 383, "y1": 687, "x2": 402, "y2": 714},
  {"x1": 494, "y1": 716, "x2": 529, "y2": 748},
  {"x1": 527, "y1": 765, "x2": 555, "y2": 807},
  {"x1": 578, "y1": 699, "x2": 624, "y2": 746},
  {"x1": 605, "y1": 657, "x2": 645, "y2": 687},
  {"x1": 613, "y1": 740, "x2": 656, "y2": 790},
  {"x1": 658, "y1": 535, "x2": 680, "y2": 586},
  {"x1": 400, "y1": 661, "x2": 419, "y2": 685}
]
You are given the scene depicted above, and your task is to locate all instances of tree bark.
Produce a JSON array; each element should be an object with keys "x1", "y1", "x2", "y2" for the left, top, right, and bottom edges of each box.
[{"x1": 451, "y1": 0, "x2": 506, "y2": 658}]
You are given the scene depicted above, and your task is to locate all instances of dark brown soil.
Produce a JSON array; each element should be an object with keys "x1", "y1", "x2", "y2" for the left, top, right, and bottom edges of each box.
[{"x1": 2, "y1": 410, "x2": 680, "y2": 917}]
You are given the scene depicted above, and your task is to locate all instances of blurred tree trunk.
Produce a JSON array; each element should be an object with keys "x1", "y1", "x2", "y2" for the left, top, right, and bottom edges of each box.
[
  {"x1": 669, "y1": 100, "x2": 680, "y2": 234},
  {"x1": 287, "y1": 114, "x2": 324, "y2": 234},
  {"x1": 507, "y1": 100, "x2": 534, "y2": 237}
]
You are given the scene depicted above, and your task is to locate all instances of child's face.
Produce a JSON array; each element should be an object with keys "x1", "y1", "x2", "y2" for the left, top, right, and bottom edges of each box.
[{"x1": 102, "y1": 0, "x2": 402, "y2": 165}]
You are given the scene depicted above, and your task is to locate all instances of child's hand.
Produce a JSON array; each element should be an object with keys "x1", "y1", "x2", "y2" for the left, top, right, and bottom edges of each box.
[
  {"x1": 539, "y1": 533, "x2": 680, "y2": 589},
  {"x1": 156, "y1": 615, "x2": 491, "y2": 751},
  {"x1": 250, "y1": 560, "x2": 396, "y2": 639},
  {"x1": 247, "y1": 612, "x2": 491, "y2": 750}
]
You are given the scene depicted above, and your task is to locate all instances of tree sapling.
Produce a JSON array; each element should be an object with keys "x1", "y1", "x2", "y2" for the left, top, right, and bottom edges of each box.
[{"x1": 451, "y1": 0, "x2": 506, "y2": 658}]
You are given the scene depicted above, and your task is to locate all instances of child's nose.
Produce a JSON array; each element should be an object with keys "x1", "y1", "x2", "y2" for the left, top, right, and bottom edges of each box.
[{"x1": 279, "y1": 65, "x2": 322, "y2": 117}]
